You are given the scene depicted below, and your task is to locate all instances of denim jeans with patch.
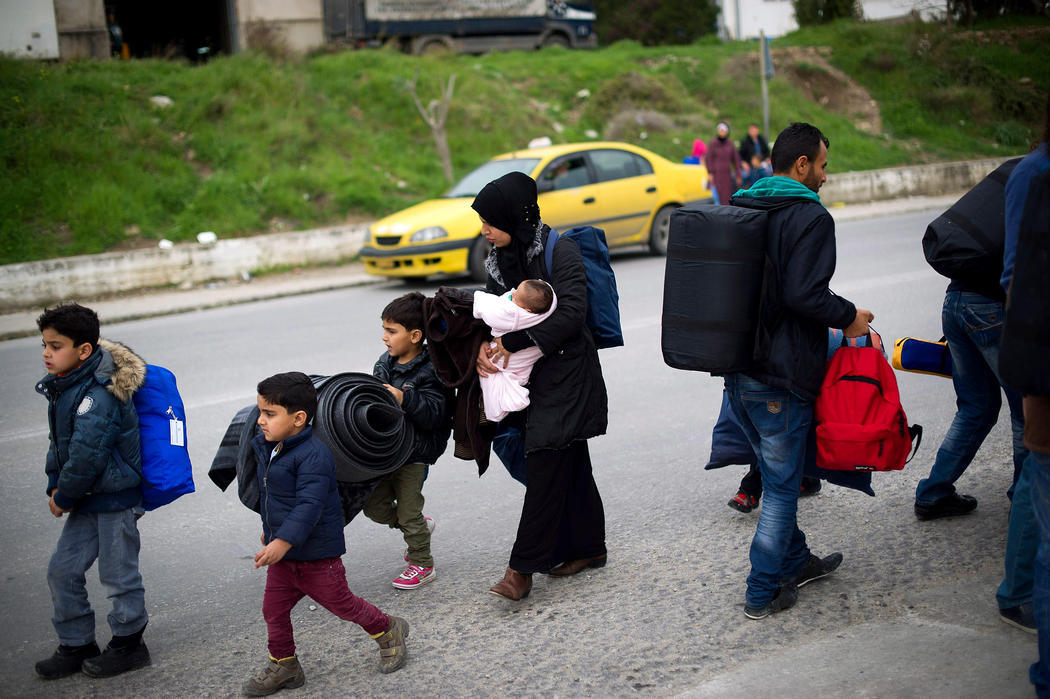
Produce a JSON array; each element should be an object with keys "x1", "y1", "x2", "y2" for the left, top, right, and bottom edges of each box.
[
  {"x1": 915, "y1": 291, "x2": 1027, "y2": 506},
  {"x1": 47, "y1": 508, "x2": 148, "y2": 646},
  {"x1": 724, "y1": 373, "x2": 813, "y2": 608}
]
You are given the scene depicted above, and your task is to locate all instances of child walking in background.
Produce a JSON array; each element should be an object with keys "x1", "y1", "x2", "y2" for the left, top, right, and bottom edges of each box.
[
  {"x1": 364, "y1": 292, "x2": 453, "y2": 590},
  {"x1": 245, "y1": 372, "x2": 408, "y2": 696},
  {"x1": 34, "y1": 303, "x2": 152, "y2": 680},
  {"x1": 472, "y1": 279, "x2": 557, "y2": 421}
]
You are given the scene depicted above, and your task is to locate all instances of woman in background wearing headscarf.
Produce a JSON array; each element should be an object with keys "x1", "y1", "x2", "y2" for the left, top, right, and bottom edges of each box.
[
  {"x1": 705, "y1": 122, "x2": 743, "y2": 205},
  {"x1": 471, "y1": 171, "x2": 609, "y2": 601}
]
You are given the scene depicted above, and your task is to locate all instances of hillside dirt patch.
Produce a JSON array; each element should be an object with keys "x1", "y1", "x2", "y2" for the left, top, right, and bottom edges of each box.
[{"x1": 725, "y1": 46, "x2": 883, "y2": 135}]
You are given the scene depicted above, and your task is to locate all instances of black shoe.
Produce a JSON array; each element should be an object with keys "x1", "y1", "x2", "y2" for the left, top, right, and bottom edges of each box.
[
  {"x1": 800, "y1": 477, "x2": 822, "y2": 496},
  {"x1": 787, "y1": 552, "x2": 843, "y2": 588},
  {"x1": 744, "y1": 583, "x2": 799, "y2": 620},
  {"x1": 915, "y1": 493, "x2": 977, "y2": 521},
  {"x1": 1000, "y1": 603, "x2": 1037, "y2": 634},
  {"x1": 728, "y1": 490, "x2": 759, "y2": 513},
  {"x1": 81, "y1": 641, "x2": 151, "y2": 678},
  {"x1": 35, "y1": 642, "x2": 101, "y2": 679}
]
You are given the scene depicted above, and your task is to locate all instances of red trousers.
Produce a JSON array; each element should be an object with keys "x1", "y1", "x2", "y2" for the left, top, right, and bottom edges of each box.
[{"x1": 262, "y1": 557, "x2": 389, "y2": 658}]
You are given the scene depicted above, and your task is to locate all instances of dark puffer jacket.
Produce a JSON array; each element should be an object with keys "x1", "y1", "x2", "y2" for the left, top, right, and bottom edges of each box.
[
  {"x1": 35, "y1": 339, "x2": 145, "y2": 512},
  {"x1": 373, "y1": 347, "x2": 453, "y2": 465},
  {"x1": 729, "y1": 193, "x2": 857, "y2": 401},
  {"x1": 252, "y1": 426, "x2": 345, "y2": 561},
  {"x1": 492, "y1": 233, "x2": 609, "y2": 452}
]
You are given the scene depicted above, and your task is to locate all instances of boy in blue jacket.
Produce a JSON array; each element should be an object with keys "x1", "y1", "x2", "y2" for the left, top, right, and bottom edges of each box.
[
  {"x1": 244, "y1": 372, "x2": 408, "y2": 696},
  {"x1": 34, "y1": 303, "x2": 151, "y2": 680}
]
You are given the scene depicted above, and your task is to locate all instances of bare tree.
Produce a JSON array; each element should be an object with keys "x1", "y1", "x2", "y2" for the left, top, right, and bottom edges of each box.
[{"x1": 407, "y1": 71, "x2": 456, "y2": 183}]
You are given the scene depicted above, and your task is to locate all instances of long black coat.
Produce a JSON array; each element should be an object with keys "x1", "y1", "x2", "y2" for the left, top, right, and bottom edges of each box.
[{"x1": 489, "y1": 233, "x2": 608, "y2": 452}]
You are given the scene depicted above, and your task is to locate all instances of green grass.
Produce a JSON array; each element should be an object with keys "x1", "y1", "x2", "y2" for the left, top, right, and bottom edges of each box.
[{"x1": 1, "y1": 17, "x2": 1048, "y2": 265}]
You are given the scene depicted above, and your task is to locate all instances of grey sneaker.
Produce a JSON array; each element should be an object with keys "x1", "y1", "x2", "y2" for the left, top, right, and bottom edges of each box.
[
  {"x1": 1000, "y1": 602, "x2": 1037, "y2": 634},
  {"x1": 374, "y1": 616, "x2": 410, "y2": 673},
  {"x1": 915, "y1": 493, "x2": 977, "y2": 521},
  {"x1": 788, "y1": 553, "x2": 843, "y2": 588},
  {"x1": 744, "y1": 583, "x2": 799, "y2": 620},
  {"x1": 242, "y1": 656, "x2": 306, "y2": 696}
]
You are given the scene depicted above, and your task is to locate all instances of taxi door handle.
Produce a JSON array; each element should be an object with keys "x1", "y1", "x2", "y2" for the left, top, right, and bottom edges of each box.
[
  {"x1": 583, "y1": 197, "x2": 595, "y2": 204},
  {"x1": 646, "y1": 186, "x2": 657, "y2": 193}
]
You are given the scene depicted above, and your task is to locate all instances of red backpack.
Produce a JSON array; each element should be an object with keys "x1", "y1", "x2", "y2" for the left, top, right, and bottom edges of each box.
[{"x1": 815, "y1": 346, "x2": 922, "y2": 472}]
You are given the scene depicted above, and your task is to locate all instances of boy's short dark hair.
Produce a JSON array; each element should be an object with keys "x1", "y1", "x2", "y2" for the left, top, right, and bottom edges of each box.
[
  {"x1": 381, "y1": 292, "x2": 425, "y2": 334},
  {"x1": 257, "y1": 372, "x2": 318, "y2": 423},
  {"x1": 36, "y1": 303, "x2": 100, "y2": 352},
  {"x1": 522, "y1": 279, "x2": 554, "y2": 313},
  {"x1": 771, "y1": 122, "x2": 829, "y2": 175}
]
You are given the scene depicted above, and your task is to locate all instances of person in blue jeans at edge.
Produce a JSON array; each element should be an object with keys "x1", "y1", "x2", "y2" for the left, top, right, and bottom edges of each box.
[
  {"x1": 912, "y1": 275, "x2": 1027, "y2": 522},
  {"x1": 998, "y1": 89, "x2": 1050, "y2": 693},
  {"x1": 727, "y1": 122, "x2": 873, "y2": 620}
]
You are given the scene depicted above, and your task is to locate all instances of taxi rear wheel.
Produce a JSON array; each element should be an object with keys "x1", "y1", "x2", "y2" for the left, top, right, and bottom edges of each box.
[
  {"x1": 648, "y1": 205, "x2": 676, "y2": 255},
  {"x1": 468, "y1": 235, "x2": 491, "y2": 282}
]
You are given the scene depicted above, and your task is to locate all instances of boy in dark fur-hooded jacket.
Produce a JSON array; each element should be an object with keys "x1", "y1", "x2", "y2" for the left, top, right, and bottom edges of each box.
[{"x1": 34, "y1": 303, "x2": 151, "y2": 680}]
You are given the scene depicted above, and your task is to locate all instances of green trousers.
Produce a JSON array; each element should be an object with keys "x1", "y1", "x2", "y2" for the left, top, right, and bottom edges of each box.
[{"x1": 363, "y1": 462, "x2": 432, "y2": 568}]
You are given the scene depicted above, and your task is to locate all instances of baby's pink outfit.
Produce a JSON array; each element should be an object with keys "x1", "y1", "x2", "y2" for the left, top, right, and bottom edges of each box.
[{"x1": 472, "y1": 288, "x2": 558, "y2": 421}]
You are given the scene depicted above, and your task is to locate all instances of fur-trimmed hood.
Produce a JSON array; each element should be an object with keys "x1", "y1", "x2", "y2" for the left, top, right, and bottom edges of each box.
[{"x1": 98, "y1": 339, "x2": 146, "y2": 402}]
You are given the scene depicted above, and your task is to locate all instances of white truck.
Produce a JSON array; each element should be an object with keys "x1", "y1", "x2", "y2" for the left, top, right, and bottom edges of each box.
[{"x1": 324, "y1": 0, "x2": 598, "y2": 54}]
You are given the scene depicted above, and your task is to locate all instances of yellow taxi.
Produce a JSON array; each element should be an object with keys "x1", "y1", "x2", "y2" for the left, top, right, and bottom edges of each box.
[{"x1": 358, "y1": 141, "x2": 711, "y2": 281}]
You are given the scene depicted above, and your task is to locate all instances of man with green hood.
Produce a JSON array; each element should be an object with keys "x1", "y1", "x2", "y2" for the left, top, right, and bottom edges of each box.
[{"x1": 724, "y1": 122, "x2": 874, "y2": 620}]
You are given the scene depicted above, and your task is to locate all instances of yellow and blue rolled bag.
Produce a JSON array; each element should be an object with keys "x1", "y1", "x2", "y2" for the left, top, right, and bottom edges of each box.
[{"x1": 892, "y1": 337, "x2": 952, "y2": 378}]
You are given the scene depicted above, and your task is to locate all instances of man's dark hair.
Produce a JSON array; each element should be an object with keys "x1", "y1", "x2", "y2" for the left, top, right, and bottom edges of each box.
[
  {"x1": 257, "y1": 372, "x2": 317, "y2": 422},
  {"x1": 36, "y1": 303, "x2": 100, "y2": 352},
  {"x1": 382, "y1": 291, "x2": 425, "y2": 334},
  {"x1": 521, "y1": 279, "x2": 554, "y2": 313},
  {"x1": 771, "y1": 122, "x2": 830, "y2": 175}
]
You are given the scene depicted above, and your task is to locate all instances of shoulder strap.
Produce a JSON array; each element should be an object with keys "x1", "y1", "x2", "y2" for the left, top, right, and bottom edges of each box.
[{"x1": 543, "y1": 228, "x2": 560, "y2": 279}]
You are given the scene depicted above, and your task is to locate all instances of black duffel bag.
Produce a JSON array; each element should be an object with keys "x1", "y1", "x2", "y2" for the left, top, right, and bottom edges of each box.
[{"x1": 662, "y1": 204, "x2": 768, "y2": 374}]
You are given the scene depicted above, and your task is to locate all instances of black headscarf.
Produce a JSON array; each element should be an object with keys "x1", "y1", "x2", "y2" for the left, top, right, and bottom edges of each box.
[{"x1": 471, "y1": 172, "x2": 541, "y2": 288}]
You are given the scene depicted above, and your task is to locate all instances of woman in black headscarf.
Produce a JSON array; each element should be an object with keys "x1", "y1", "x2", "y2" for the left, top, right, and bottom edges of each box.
[{"x1": 471, "y1": 171, "x2": 609, "y2": 600}]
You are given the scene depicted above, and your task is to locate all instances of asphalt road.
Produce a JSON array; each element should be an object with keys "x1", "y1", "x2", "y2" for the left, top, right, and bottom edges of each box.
[{"x1": 0, "y1": 208, "x2": 1034, "y2": 697}]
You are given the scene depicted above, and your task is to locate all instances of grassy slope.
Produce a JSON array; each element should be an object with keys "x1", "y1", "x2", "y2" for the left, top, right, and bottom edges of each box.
[{"x1": 1, "y1": 17, "x2": 1047, "y2": 265}]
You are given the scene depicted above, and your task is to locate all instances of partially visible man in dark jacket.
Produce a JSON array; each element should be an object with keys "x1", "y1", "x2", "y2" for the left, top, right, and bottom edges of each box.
[
  {"x1": 998, "y1": 88, "x2": 1050, "y2": 694},
  {"x1": 727, "y1": 122, "x2": 873, "y2": 620}
]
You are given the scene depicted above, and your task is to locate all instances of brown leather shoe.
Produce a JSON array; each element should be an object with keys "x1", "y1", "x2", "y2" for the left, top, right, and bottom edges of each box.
[
  {"x1": 549, "y1": 554, "x2": 608, "y2": 577},
  {"x1": 488, "y1": 567, "x2": 532, "y2": 600}
]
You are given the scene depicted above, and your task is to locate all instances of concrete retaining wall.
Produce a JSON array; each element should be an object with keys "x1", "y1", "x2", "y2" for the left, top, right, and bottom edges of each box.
[
  {"x1": 0, "y1": 156, "x2": 1015, "y2": 310},
  {"x1": 820, "y1": 156, "x2": 1010, "y2": 205},
  {"x1": 2, "y1": 224, "x2": 368, "y2": 312}
]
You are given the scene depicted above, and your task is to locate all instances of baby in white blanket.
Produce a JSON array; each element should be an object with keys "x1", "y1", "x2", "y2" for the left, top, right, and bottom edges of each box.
[{"x1": 472, "y1": 279, "x2": 557, "y2": 421}]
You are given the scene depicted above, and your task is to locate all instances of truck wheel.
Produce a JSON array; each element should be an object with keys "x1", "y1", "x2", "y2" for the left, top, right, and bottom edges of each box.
[
  {"x1": 648, "y1": 205, "x2": 677, "y2": 256},
  {"x1": 542, "y1": 34, "x2": 570, "y2": 49},
  {"x1": 468, "y1": 235, "x2": 491, "y2": 282},
  {"x1": 414, "y1": 35, "x2": 453, "y2": 55}
]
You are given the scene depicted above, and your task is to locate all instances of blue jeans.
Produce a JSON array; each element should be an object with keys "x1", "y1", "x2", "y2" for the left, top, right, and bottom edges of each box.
[
  {"x1": 915, "y1": 291, "x2": 1027, "y2": 505},
  {"x1": 724, "y1": 374, "x2": 812, "y2": 607},
  {"x1": 47, "y1": 509, "x2": 148, "y2": 646},
  {"x1": 1029, "y1": 450, "x2": 1050, "y2": 696},
  {"x1": 999, "y1": 455, "x2": 1037, "y2": 608}
]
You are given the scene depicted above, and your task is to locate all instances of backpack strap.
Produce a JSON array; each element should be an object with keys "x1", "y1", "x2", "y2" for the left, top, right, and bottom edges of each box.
[
  {"x1": 543, "y1": 228, "x2": 560, "y2": 279},
  {"x1": 905, "y1": 424, "x2": 923, "y2": 464}
]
